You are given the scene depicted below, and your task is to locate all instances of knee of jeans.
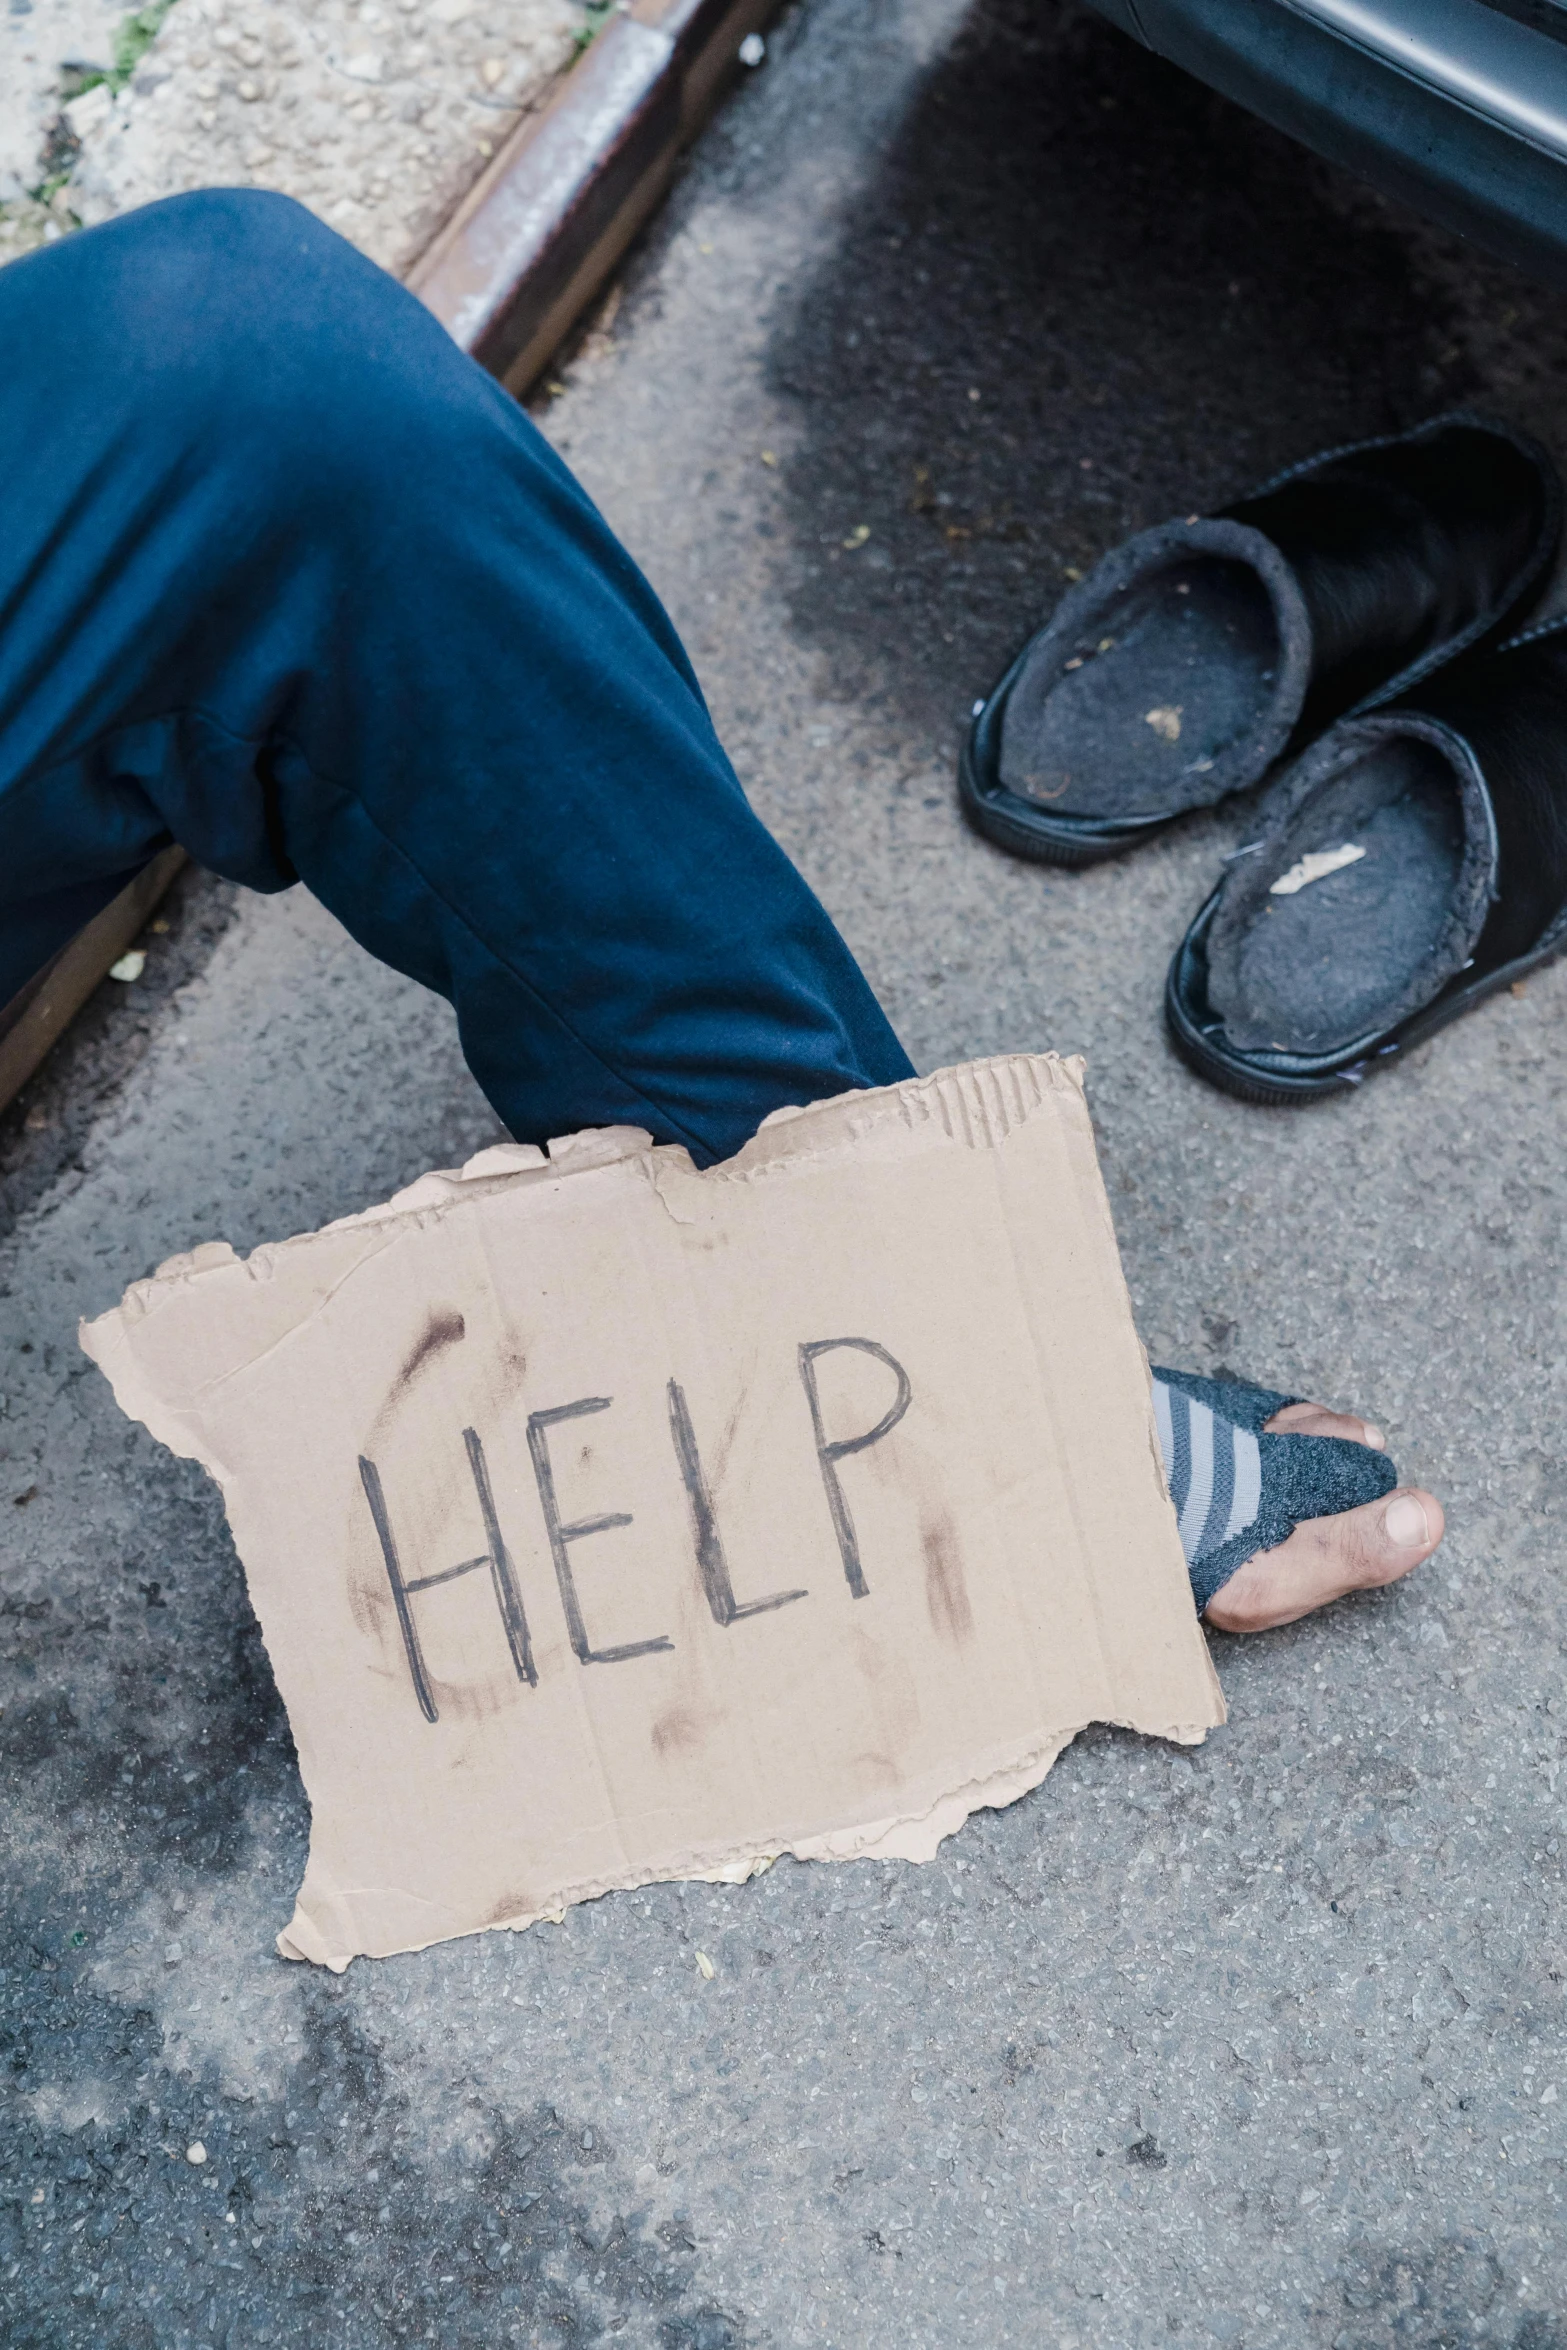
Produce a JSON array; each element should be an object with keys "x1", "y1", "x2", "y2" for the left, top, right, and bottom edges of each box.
[
  {"x1": 98, "y1": 187, "x2": 345, "y2": 318},
  {"x1": 100, "y1": 190, "x2": 451, "y2": 485}
]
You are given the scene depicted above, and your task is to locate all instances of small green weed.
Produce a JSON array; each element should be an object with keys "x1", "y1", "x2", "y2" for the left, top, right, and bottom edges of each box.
[
  {"x1": 68, "y1": 0, "x2": 179, "y2": 100},
  {"x1": 572, "y1": 0, "x2": 621, "y2": 58},
  {"x1": 111, "y1": 0, "x2": 179, "y2": 85}
]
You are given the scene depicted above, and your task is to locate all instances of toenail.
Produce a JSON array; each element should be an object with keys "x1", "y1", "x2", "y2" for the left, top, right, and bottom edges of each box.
[
  {"x1": 1363, "y1": 1422, "x2": 1386, "y2": 1450},
  {"x1": 1384, "y1": 1493, "x2": 1430, "y2": 1547}
]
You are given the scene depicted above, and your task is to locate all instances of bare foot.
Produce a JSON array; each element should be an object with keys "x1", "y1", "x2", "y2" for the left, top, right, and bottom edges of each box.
[{"x1": 1202, "y1": 1399, "x2": 1444, "y2": 1634}]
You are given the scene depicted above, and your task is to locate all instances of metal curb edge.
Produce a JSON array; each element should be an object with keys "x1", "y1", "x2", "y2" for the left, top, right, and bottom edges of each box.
[
  {"x1": 408, "y1": 0, "x2": 778, "y2": 391},
  {"x1": 0, "y1": 850, "x2": 186, "y2": 1119}
]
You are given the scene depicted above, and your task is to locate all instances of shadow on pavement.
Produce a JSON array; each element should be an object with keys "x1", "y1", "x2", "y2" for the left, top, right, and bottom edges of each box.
[{"x1": 765, "y1": 0, "x2": 1562, "y2": 738}]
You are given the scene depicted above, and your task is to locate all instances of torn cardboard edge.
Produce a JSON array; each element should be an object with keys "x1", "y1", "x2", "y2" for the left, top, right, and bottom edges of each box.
[
  {"x1": 83, "y1": 1053, "x2": 1224, "y2": 1971},
  {"x1": 283, "y1": 1733, "x2": 1107, "y2": 1968}
]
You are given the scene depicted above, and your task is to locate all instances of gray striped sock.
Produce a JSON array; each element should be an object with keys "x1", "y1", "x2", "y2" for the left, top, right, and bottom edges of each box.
[
  {"x1": 1151, "y1": 1365, "x2": 1399, "y2": 1612},
  {"x1": 1152, "y1": 1375, "x2": 1262, "y2": 1569}
]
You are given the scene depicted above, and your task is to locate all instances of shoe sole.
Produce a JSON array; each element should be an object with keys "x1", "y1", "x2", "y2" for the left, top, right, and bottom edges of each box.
[{"x1": 1166, "y1": 891, "x2": 1567, "y2": 1104}]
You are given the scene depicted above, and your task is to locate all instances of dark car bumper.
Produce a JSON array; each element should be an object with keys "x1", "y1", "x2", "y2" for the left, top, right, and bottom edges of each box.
[{"x1": 1083, "y1": 0, "x2": 1567, "y2": 286}]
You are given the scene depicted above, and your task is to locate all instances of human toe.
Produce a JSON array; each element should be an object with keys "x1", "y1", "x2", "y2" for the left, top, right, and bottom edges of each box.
[
  {"x1": 1265, "y1": 1399, "x2": 1386, "y2": 1449},
  {"x1": 1204, "y1": 1484, "x2": 1444, "y2": 1634}
]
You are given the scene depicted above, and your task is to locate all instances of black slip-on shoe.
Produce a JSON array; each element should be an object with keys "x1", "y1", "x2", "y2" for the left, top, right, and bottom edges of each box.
[
  {"x1": 960, "y1": 413, "x2": 1562, "y2": 870},
  {"x1": 1165, "y1": 615, "x2": 1567, "y2": 1104}
]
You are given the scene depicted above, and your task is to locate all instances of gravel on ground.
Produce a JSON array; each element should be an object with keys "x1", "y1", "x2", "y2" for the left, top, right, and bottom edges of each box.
[{"x1": 1, "y1": 0, "x2": 592, "y2": 274}]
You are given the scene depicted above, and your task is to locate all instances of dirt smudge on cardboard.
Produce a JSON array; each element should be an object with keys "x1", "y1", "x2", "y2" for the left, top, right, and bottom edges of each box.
[
  {"x1": 391, "y1": 1307, "x2": 467, "y2": 1399},
  {"x1": 651, "y1": 1703, "x2": 724, "y2": 1758},
  {"x1": 922, "y1": 1506, "x2": 973, "y2": 1646},
  {"x1": 481, "y1": 1889, "x2": 534, "y2": 1929}
]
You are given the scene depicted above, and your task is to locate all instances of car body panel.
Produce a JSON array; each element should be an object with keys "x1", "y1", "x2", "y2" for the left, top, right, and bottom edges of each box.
[{"x1": 1082, "y1": 0, "x2": 1567, "y2": 284}]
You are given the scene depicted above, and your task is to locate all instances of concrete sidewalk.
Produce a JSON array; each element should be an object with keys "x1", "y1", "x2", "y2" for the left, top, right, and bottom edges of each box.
[
  {"x1": 2, "y1": 0, "x2": 1565, "y2": 2342},
  {"x1": 1, "y1": 0, "x2": 586, "y2": 272}
]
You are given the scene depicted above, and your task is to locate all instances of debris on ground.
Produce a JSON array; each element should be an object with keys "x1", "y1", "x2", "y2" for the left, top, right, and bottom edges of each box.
[{"x1": 1269, "y1": 842, "x2": 1367, "y2": 896}]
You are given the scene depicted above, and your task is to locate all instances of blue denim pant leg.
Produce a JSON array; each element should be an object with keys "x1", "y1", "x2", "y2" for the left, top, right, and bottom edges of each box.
[{"x1": 0, "y1": 190, "x2": 913, "y2": 1160}]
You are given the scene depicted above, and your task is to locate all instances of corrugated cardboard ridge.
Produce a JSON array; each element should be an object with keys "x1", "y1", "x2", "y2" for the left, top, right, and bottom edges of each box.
[
  {"x1": 119, "y1": 1055, "x2": 1087, "y2": 1306},
  {"x1": 86, "y1": 1055, "x2": 1103, "y2": 1470},
  {"x1": 89, "y1": 1055, "x2": 1087, "y2": 1442}
]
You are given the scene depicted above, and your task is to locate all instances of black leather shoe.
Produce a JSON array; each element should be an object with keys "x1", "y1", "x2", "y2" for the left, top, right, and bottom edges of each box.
[
  {"x1": 1165, "y1": 616, "x2": 1567, "y2": 1103},
  {"x1": 960, "y1": 413, "x2": 1561, "y2": 870}
]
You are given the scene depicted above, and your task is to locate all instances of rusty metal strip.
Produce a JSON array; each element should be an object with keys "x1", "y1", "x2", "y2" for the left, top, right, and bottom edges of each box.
[
  {"x1": 0, "y1": 848, "x2": 186, "y2": 1116},
  {"x1": 408, "y1": 0, "x2": 777, "y2": 392}
]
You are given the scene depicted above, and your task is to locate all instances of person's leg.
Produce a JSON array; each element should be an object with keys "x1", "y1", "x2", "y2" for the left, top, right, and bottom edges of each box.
[
  {"x1": 0, "y1": 193, "x2": 1441, "y2": 1628},
  {"x1": 0, "y1": 190, "x2": 910, "y2": 1160}
]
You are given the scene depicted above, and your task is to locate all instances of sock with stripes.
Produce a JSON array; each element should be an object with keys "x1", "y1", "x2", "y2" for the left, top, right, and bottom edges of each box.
[{"x1": 1151, "y1": 1367, "x2": 1399, "y2": 1613}]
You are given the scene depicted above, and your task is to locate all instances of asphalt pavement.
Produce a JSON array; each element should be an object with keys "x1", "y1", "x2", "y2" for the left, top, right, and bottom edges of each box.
[{"x1": 3, "y1": 1, "x2": 1566, "y2": 2343}]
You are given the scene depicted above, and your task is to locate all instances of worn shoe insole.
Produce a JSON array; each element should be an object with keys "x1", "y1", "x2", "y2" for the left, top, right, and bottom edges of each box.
[
  {"x1": 1206, "y1": 732, "x2": 1489, "y2": 1056},
  {"x1": 999, "y1": 557, "x2": 1285, "y2": 817}
]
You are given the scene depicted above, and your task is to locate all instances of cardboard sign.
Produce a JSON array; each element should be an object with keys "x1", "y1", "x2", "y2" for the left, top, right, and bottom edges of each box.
[{"x1": 81, "y1": 1055, "x2": 1223, "y2": 1969}]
